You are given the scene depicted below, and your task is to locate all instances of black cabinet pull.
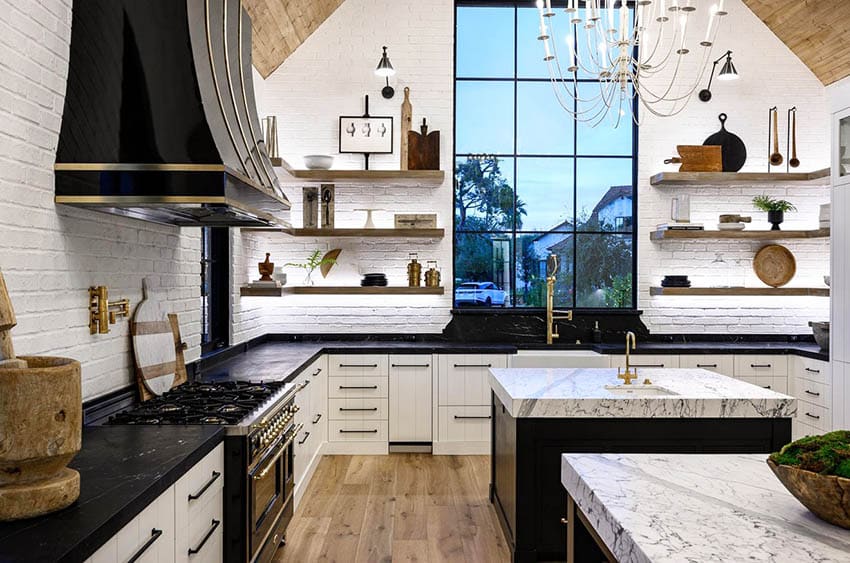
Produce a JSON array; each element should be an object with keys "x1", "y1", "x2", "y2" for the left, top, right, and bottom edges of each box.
[
  {"x1": 697, "y1": 364, "x2": 717, "y2": 368},
  {"x1": 453, "y1": 363, "x2": 492, "y2": 368},
  {"x1": 340, "y1": 429, "x2": 379, "y2": 433},
  {"x1": 750, "y1": 364, "x2": 771, "y2": 368},
  {"x1": 804, "y1": 390, "x2": 821, "y2": 397},
  {"x1": 128, "y1": 528, "x2": 163, "y2": 563},
  {"x1": 454, "y1": 415, "x2": 491, "y2": 420},
  {"x1": 312, "y1": 368, "x2": 322, "y2": 376},
  {"x1": 339, "y1": 363, "x2": 379, "y2": 368},
  {"x1": 805, "y1": 367, "x2": 821, "y2": 374},
  {"x1": 805, "y1": 412, "x2": 820, "y2": 420},
  {"x1": 188, "y1": 470, "x2": 221, "y2": 501},
  {"x1": 298, "y1": 431, "x2": 311, "y2": 445},
  {"x1": 339, "y1": 407, "x2": 379, "y2": 412},
  {"x1": 339, "y1": 385, "x2": 378, "y2": 390},
  {"x1": 312, "y1": 414, "x2": 322, "y2": 424},
  {"x1": 631, "y1": 363, "x2": 664, "y2": 368},
  {"x1": 188, "y1": 519, "x2": 221, "y2": 555},
  {"x1": 762, "y1": 385, "x2": 772, "y2": 390},
  {"x1": 391, "y1": 364, "x2": 431, "y2": 368}
]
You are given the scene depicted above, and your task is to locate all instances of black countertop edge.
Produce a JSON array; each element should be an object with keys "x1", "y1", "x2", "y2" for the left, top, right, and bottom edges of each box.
[
  {"x1": 449, "y1": 308, "x2": 644, "y2": 316},
  {"x1": 0, "y1": 426, "x2": 224, "y2": 563}
]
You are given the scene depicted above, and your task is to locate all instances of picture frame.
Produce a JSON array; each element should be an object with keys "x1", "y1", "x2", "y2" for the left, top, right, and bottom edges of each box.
[{"x1": 339, "y1": 116, "x2": 394, "y2": 155}]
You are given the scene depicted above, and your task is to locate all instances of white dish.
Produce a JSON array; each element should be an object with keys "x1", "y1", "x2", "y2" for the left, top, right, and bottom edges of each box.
[
  {"x1": 303, "y1": 155, "x2": 334, "y2": 170},
  {"x1": 717, "y1": 222, "x2": 746, "y2": 231}
]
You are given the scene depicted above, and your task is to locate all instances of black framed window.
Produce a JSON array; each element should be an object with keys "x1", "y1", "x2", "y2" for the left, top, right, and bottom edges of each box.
[
  {"x1": 201, "y1": 227, "x2": 230, "y2": 354},
  {"x1": 454, "y1": 0, "x2": 637, "y2": 310}
]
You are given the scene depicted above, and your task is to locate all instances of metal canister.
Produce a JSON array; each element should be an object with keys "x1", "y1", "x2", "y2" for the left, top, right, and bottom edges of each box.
[
  {"x1": 407, "y1": 253, "x2": 421, "y2": 287},
  {"x1": 424, "y1": 260, "x2": 441, "y2": 288}
]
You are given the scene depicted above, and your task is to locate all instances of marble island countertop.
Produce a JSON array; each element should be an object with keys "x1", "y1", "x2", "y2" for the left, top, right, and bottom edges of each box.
[
  {"x1": 489, "y1": 367, "x2": 796, "y2": 418},
  {"x1": 560, "y1": 453, "x2": 850, "y2": 563}
]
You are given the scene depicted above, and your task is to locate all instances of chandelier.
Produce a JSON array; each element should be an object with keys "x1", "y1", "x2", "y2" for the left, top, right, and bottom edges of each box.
[{"x1": 535, "y1": 0, "x2": 728, "y2": 127}]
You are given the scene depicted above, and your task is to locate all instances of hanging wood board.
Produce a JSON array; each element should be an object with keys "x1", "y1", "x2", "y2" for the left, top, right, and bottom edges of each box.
[
  {"x1": 400, "y1": 87, "x2": 412, "y2": 171},
  {"x1": 667, "y1": 145, "x2": 723, "y2": 172},
  {"x1": 753, "y1": 244, "x2": 796, "y2": 288},
  {"x1": 131, "y1": 279, "x2": 175, "y2": 397},
  {"x1": 408, "y1": 128, "x2": 440, "y2": 170},
  {"x1": 703, "y1": 113, "x2": 747, "y2": 172}
]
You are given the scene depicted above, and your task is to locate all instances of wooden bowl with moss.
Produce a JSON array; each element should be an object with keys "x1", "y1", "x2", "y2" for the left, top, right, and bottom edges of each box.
[{"x1": 767, "y1": 430, "x2": 850, "y2": 529}]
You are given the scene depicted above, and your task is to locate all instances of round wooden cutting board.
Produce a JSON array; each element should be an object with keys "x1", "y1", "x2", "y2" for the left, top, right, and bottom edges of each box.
[
  {"x1": 753, "y1": 245, "x2": 796, "y2": 288},
  {"x1": 131, "y1": 279, "x2": 175, "y2": 396}
]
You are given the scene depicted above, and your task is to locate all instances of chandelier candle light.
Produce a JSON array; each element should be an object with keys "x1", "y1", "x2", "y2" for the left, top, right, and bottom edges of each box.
[{"x1": 535, "y1": 0, "x2": 729, "y2": 126}]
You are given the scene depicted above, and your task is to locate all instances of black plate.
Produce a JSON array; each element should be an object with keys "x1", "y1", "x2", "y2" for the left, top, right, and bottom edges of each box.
[{"x1": 703, "y1": 113, "x2": 747, "y2": 172}]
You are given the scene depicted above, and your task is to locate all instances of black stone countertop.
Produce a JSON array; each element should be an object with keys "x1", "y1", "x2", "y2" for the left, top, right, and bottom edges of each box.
[
  {"x1": 0, "y1": 426, "x2": 224, "y2": 562},
  {"x1": 197, "y1": 339, "x2": 828, "y2": 385}
]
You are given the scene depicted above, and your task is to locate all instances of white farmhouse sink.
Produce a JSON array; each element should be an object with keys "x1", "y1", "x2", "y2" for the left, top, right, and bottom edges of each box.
[{"x1": 604, "y1": 385, "x2": 679, "y2": 397}]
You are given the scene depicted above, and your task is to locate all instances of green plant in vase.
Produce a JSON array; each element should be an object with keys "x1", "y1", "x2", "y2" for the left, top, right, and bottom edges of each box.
[
  {"x1": 285, "y1": 250, "x2": 338, "y2": 286},
  {"x1": 752, "y1": 195, "x2": 797, "y2": 231}
]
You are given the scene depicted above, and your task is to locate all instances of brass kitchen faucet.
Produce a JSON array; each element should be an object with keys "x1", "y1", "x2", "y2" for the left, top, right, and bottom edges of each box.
[{"x1": 546, "y1": 254, "x2": 573, "y2": 344}]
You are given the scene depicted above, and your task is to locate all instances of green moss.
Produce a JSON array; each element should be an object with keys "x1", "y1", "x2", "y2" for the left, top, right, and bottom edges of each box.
[{"x1": 770, "y1": 430, "x2": 850, "y2": 477}]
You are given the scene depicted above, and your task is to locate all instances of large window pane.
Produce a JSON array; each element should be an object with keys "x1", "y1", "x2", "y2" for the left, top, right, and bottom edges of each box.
[
  {"x1": 456, "y1": 7, "x2": 515, "y2": 78},
  {"x1": 516, "y1": 232, "x2": 574, "y2": 307},
  {"x1": 456, "y1": 81, "x2": 515, "y2": 155},
  {"x1": 455, "y1": 233, "x2": 513, "y2": 308},
  {"x1": 455, "y1": 156, "x2": 515, "y2": 232},
  {"x1": 517, "y1": 6, "x2": 551, "y2": 79},
  {"x1": 576, "y1": 234, "x2": 633, "y2": 308},
  {"x1": 515, "y1": 157, "x2": 574, "y2": 232},
  {"x1": 576, "y1": 158, "x2": 633, "y2": 232},
  {"x1": 517, "y1": 82, "x2": 575, "y2": 155},
  {"x1": 576, "y1": 83, "x2": 634, "y2": 153}
]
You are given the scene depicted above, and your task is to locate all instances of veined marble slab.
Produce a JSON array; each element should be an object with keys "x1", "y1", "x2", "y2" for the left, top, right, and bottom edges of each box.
[
  {"x1": 561, "y1": 453, "x2": 850, "y2": 563},
  {"x1": 489, "y1": 367, "x2": 795, "y2": 418}
]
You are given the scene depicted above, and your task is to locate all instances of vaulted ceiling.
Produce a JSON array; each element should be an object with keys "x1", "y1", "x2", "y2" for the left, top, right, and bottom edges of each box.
[
  {"x1": 245, "y1": 0, "x2": 345, "y2": 79},
  {"x1": 742, "y1": 0, "x2": 850, "y2": 85}
]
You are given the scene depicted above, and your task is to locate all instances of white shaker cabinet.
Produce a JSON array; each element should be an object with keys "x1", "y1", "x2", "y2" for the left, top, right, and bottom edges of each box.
[{"x1": 388, "y1": 355, "x2": 433, "y2": 442}]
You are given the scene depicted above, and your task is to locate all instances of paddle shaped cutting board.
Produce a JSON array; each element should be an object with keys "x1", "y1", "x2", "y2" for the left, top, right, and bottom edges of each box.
[{"x1": 131, "y1": 279, "x2": 175, "y2": 397}]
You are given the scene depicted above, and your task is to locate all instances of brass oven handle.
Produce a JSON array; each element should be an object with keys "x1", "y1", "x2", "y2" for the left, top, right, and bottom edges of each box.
[
  {"x1": 253, "y1": 423, "x2": 303, "y2": 481},
  {"x1": 188, "y1": 470, "x2": 221, "y2": 501},
  {"x1": 339, "y1": 385, "x2": 378, "y2": 390},
  {"x1": 188, "y1": 519, "x2": 221, "y2": 555},
  {"x1": 454, "y1": 364, "x2": 492, "y2": 368},
  {"x1": 128, "y1": 528, "x2": 163, "y2": 563},
  {"x1": 805, "y1": 390, "x2": 821, "y2": 397},
  {"x1": 339, "y1": 364, "x2": 379, "y2": 368}
]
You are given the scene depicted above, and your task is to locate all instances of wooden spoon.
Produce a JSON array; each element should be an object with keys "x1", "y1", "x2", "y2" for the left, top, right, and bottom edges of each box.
[
  {"x1": 770, "y1": 110, "x2": 783, "y2": 166},
  {"x1": 789, "y1": 111, "x2": 800, "y2": 168}
]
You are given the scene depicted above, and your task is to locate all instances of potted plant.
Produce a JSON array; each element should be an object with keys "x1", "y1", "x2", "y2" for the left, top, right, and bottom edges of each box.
[
  {"x1": 752, "y1": 195, "x2": 797, "y2": 231},
  {"x1": 285, "y1": 250, "x2": 338, "y2": 286}
]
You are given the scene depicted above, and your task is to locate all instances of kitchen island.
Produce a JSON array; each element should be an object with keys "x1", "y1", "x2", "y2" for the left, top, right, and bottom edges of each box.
[
  {"x1": 488, "y1": 367, "x2": 796, "y2": 563},
  {"x1": 560, "y1": 453, "x2": 850, "y2": 562}
]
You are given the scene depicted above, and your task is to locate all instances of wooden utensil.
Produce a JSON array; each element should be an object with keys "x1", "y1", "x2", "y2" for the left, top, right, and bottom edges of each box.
[
  {"x1": 0, "y1": 271, "x2": 25, "y2": 369},
  {"x1": 400, "y1": 87, "x2": 412, "y2": 171},
  {"x1": 790, "y1": 111, "x2": 800, "y2": 168},
  {"x1": 131, "y1": 279, "x2": 176, "y2": 397},
  {"x1": 703, "y1": 114, "x2": 747, "y2": 172},
  {"x1": 770, "y1": 109, "x2": 784, "y2": 166},
  {"x1": 408, "y1": 118, "x2": 440, "y2": 170},
  {"x1": 664, "y1": 145, "x2": 723, "y2": 172},
  {"x1": 753, "y1": 244, "x2": 796, "y2": 288}
]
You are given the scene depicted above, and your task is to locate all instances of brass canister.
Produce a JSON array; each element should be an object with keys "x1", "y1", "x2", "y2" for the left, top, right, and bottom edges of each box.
[
  {"x1": 424, "y1": 260, "x2": 441, "y2": 288},
  {"x1": 407, "y1": 253, "x2": 421, "y2": 287}
]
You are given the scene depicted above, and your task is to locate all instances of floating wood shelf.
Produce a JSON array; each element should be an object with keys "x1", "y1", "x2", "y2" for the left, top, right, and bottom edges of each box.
[
  {"x1": 650, "y1": 228, "x2": 830, "y2": 241},
  {"x1": 650, "y1": 168, "x2": 830, "y2": 186},
  {"x1": 241, "y1": 227, "x2": 445, "y2": 238},
  {"x1": 282, "y1": 286, "x2": 445, "y2": 295},
  {"x1": 240, "y1": 286, "x2": 283, "y2": 297},
  {"x1": 276, "y1": 168, "x2": 445, "y2": 187},
  {"x1": 649, "y1": 287, "x2": 829, "y2": 297}
]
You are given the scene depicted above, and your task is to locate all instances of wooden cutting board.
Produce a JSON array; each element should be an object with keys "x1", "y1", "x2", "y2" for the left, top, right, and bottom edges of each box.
[
  {"x1": 137, "y1": 313, "x2": 187, "y2": 401},
  {"x1": 131, "y1": 279, "x2": 175, "y2": 397},
  {"x1": 665, "y1": 145, "x2": 722, "y2": 172},
  {"x1": 408, "y1": 118, "x2": 440, "y2": 171},
  {"x1": 753, "y1": 245, "x2": 796, "y2": 288}
]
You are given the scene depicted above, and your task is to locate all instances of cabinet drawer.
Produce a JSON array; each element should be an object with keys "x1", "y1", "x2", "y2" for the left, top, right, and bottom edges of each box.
[
  {"x1": 328, "y1": 354, "x2": 388, "y2": 377},
  {"x1": 437, "y1": 406, "x2": 491, "y2": 443},
  {"x1": 328, "y1": 397, "x2": 388, "y2": 420},
  {"x1": 734, "y1": 355, "x2": 787, "y2": 377},
  {"x1": 175, "y1": 445, "x2": 224, "y2": 532},
  {"x1": 437, "y1": 354, "x2": 508, "y2": 406},
  {"x1": 796, "y1": 400, "x2": 830, "y2": 432},
  {"x1": 610, "y1": 355, "x2": 679, "y2": 369},
  {"x1": 678, "y1": 355, "x2": 735, "y2": 377},
  {"x1": 176, "y1": 488, "x2": 223, "y2": 563},
  {"x1": 328, "y1": 376, "x2": 388, "y2": 398},
  {"x1": 793, "y1": 378, "x2": 830, "y2": 408},
  {"x1": 329, "y1": 420, "x2": 388, "y2": 442},
  {"x1": 794, "y1": 356, "x2": 831, "y2": 385},
  {"x1": 738, "y1": 375, "x2": 788, "y2": 394}
]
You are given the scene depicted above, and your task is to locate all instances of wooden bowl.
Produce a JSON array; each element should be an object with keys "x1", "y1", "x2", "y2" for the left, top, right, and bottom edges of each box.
[
  {"x1": 767, "y1": 459, "x2": 850, "y2": 529},
  {"x1": 753, "y1": 244, "x2": 796, "y2": 288}
]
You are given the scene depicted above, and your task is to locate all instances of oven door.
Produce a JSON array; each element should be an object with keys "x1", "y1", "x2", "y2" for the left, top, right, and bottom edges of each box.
[{"x1": 248, "y1": 423, "x2": 300, "y2": 558}]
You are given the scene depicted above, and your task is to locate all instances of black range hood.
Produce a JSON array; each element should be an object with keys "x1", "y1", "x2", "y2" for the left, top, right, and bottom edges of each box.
[{"x1": 55, "y1": 0, "x2": 290, "y2": 227}]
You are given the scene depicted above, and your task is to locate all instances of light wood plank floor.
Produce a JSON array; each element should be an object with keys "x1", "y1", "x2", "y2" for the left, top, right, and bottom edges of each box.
[{"x1": 277, "y1": 454, "x2": 511, "y2": 563}]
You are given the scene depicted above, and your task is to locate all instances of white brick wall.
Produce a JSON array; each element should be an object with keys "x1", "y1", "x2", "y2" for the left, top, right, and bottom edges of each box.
[{"x1": 0, "y1": 0, "x2": 204, "y2": 400}]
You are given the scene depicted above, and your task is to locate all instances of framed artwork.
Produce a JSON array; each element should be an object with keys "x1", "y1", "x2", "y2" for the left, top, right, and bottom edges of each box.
[{"x1": 339, "y1": 116, "x2": 394, "y2": 154}]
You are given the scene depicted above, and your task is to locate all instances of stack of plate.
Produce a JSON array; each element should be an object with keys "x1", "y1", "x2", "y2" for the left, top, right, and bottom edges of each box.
[
  {"x1": 717, "y1": 222, "x2": 746, "y2": 231},
  {"x1": 661, "y1": 275, "x2": 691, "y2": 288},
  {"x1": 361, "y1": 273, "x2": 388, "y2": 287}
]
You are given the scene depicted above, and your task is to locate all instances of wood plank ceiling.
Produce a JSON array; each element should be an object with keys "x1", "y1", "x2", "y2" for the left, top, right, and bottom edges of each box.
[
  {"x1": 244, "y1": 0, "x2": 345, "y2": 78},
  {"x1": 742, "y1": 0, "x2": 850, "y2": 85}
]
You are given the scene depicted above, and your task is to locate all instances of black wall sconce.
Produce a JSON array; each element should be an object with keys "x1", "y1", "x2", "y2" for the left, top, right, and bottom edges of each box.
[
  {"x1": 375, "y1": 46, "x2": 396, "y2": 99},
  {"x1": 699, "y1": 50, "x2": 738, "y2": 102}
]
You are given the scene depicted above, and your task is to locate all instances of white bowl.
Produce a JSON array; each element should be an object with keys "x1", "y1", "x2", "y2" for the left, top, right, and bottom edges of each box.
[{"x1": 303, "y1": 155, "x2": 334, "y2": 170}]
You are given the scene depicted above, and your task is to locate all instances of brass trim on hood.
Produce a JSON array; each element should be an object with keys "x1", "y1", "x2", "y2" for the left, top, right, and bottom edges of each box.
[{"x1": 54, "y1": 163, "x2": 226, "y2": 171}]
